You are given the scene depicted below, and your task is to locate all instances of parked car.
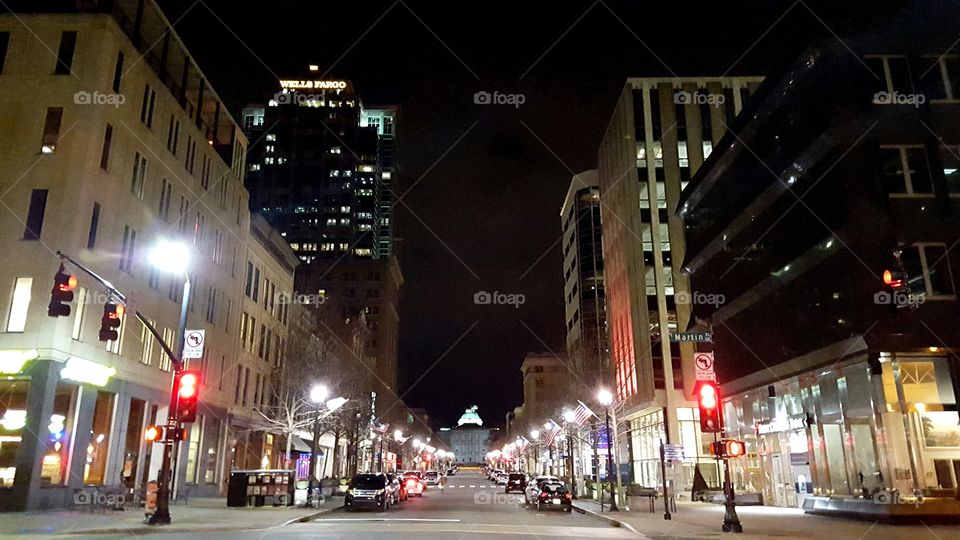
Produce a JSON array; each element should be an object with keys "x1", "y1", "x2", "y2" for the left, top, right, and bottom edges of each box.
[
  {"x1": 495, "y1": 472, "x2": 509, "y2": 485},
  {"x1": 505, "y1": 472, "x2": 526, "y2": 493},
  {"x1": 386, "y1": 473, "x2": 407, "y2": 503},
  {"x1": 533, "y1": 482, "x2": 572, "y2": 512},
  {"x1": 488, "y1": 468, "x2": 503, "y2": 481},
  {"x1": 524, "y1": 475, "x2": 562, "y2": 503},
  {"x1": 446, "y1": 467, "x2": 456, "y2": 476},
  {"x1": 345, "y1": 473, "x2": 391, "y2": 512},
  {"x1": 401, "y1": 471, "x2": 424, "y2": 496},
  {"x1": 423, "y1": 470, "x2": 441, "y2": 486}
]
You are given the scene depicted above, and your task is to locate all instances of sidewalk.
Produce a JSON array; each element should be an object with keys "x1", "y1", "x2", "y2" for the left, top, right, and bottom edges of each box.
[
  {"x1": 573, "y1": 499, "x2": 960, "y2": 540},
  {"x1": 0, "y1": 496, "x2": 342, "y2": 538}
]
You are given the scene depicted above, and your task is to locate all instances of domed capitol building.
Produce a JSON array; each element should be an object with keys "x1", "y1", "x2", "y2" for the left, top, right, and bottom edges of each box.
[{"x1": 439, "y1": 406, "x2": 494, "y2": 464}]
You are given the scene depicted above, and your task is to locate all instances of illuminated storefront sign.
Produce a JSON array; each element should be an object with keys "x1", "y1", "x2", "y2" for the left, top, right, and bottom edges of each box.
[
  {"x1": 755, "y1": 415, "x2": 810, "y2": 435},
  {"x1": 279, "y1": 80, "x2": 348, "y2": 90},
  {"x1": 0, "y1": 349, "x2": 39, "y2": 374},
  {"x1": 60, "y1": 357, "x2": 116, "y2": 387}
]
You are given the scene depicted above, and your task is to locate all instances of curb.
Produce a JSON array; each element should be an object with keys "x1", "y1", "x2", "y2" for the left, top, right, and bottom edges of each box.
[
  {"x1": 60, "y1": 504, "x2": 342, "y2": 536},
  {"x1": 573, "y1": 503, "x2": 643, "y2": 536}
]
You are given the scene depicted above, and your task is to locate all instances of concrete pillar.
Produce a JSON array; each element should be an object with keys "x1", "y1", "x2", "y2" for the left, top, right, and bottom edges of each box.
[{"x1": 11, "y1": 359, "x2": 59, "y2": 511}]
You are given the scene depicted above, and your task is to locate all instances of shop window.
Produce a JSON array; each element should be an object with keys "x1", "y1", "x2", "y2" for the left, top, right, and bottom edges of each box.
[
  {"x1": 184, "y1": 417, "x2": 202, "y2": 483},
  {"x1": 121, "y1": 398, "x2": 145, "y2": 489},
  {"x1": 83, "y1": 391, "x2": 115, "y2": 485},
  {"x1": 0, "y1": 379, "x2": 31, "y2": 487},
  {"x1": 41, "y1": 382, "x2": 77, "y2": 486},
  {"x1": 822, "y1": 423, "x2": 850, "y2": 495},
  {"x1": 205, "y1": 418, "x2": 219, "y2": 484}
]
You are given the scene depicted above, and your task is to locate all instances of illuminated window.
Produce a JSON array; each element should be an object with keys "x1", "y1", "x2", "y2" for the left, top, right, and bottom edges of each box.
[
  {"x1": 6, "y1": 277, "x2": 33, "y2": 332},
  {"x1": 41, "y1": 107, "x2": 63, "y2": 154},
  {"x1": 265, "y1": 133, "x2": 276, "y2": 142},
  {"x1": 71, "y1": 287, "x2": 87, "y2": 340}
]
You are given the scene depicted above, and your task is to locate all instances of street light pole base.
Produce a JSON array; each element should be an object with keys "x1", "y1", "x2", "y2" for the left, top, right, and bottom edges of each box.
[{"x1": 722, "y1": 501, "x2": 742, "y2": 533}]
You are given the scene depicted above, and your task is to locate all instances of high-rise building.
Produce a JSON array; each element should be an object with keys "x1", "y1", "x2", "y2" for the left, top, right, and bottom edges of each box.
[
  {"x1": 597, "y1": 76, "x2": 762, "y2": 489},
  {"x1": 561, "y1": 170, "x2": 609, "y2": 392},
  {"x1": 0, "y1": 0, "x2": 295, "y2": 510},
  {"x1": 681, "y1": 7, "x2": 960, "y2": 514},
  {"x1": 241, "y1": 74, "x2": 404, "y2": 424}
]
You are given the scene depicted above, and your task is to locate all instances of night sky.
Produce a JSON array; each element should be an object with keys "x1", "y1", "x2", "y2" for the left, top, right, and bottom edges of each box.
[{"x1": 159, "y1": 0, "x2": 899, "y2": 427}]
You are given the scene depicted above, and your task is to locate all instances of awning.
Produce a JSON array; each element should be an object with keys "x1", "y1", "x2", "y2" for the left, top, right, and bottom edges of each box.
[{"x1": 291, "y1": 436, "x2": 312, "y2": 453}]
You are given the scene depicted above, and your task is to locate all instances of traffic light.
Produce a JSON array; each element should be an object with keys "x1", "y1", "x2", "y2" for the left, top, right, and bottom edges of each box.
[
  {"x1": 47, "y1": 265, "x2": 77, "y2": 317},
  {"x1": 697, "y1": 380, "x2": 722, "y2": 433},
  {"x1": 709, "y1": 439, "x2": 746, "y2": 458},
  {"x1": 98, "y1": 302, "x2": 124, "y2": 341},
  {"x1": 176, "y1": 371, "x2": 200, "y2": 423},
  {"x1": 145, "y1": 425, "x2": 164, "y2": 442},
  {"x1": 883, "y1": 269, "x2": 906, "y2": 289}
]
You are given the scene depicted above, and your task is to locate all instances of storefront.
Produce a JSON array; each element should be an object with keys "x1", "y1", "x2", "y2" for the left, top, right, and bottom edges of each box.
[
  {"x1": 722, "y1": 352, "x2": 960, "y2": 508},
  {"x1": 625, "y1": 407, "x2": 721, "y2": 494}
]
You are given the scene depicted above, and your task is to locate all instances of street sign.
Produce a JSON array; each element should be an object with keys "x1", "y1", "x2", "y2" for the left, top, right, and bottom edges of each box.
[
  {"x1": 183, "y1": 330, "x2": 205, "y2": 359},
  {"x1": 669, "y1": 332, "x2": 713, "y2": 343},
  {"x1": 663, "y1": 443, "x2": 684, "y2": 462},
  {"x1": 694, "y1": 352, "x2": 716, "y2": 381}
]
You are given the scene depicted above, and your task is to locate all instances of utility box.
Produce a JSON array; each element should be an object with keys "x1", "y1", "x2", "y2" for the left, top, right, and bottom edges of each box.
[{"x1": 227, "y1": 469, "x2": 295, "y2": 507}]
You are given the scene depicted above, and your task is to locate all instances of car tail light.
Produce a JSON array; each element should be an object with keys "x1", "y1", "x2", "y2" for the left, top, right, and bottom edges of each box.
[
  {"x1": 539, "y1": 492, "x2": 549, "y2": 499},
  {"x1": 564, "y1": 493, "x2": 571, "y2": 500}
]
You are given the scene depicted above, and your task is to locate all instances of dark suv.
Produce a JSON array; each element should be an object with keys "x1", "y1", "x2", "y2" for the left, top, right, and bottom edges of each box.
[
  {"x1": 345, "y1": 473, "x2": 390, "y2": 512},
  {"x1": 505, "y1": 473, "x2": 526, "y2": 494}
]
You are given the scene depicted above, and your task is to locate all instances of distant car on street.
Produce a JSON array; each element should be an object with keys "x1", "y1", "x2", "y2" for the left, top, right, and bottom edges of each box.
[
  {"x1": 423, "y1": 470, "x2": 441, "y2": 486},
  {"x1": 345, "y1": 473, "x2": 391, "y2": 512},
  {"x1": 401, "y1": 471, "x2": 425, "y2": 496},
  {"x1": 495, "y1": 472, "x2": 509, "y2": 485},
  {"x1": 505, "y1": 473, "x2": 526, "y2": 493},
  {"x1": 532, "y1": 482, "x2": 572, "y2": 512}
]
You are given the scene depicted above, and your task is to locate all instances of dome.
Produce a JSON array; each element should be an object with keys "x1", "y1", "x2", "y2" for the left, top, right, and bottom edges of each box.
[{"x1": 457, "y1": 405, "x2": 483, "y2": 426}]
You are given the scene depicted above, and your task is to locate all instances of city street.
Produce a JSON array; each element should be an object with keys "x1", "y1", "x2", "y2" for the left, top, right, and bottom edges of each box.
[{"x1": 53, "y1": 473, "x2": 634, "y2": 540}]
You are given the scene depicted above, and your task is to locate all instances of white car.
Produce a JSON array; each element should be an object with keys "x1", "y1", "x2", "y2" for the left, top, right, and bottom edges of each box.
[
  {"x1": 524, "y1": 475, "x2": 562, "y2": 503},
  {"x1": 495, "y1": 472, "x2": 509, "y2": 485}
]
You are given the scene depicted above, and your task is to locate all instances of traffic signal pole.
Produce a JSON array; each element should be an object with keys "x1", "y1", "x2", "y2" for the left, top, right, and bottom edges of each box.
[{"x1": 150, "y1": 276, "x2": 190, "y2": 525}]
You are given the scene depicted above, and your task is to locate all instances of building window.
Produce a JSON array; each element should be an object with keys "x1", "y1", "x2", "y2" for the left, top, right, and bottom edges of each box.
[
  {"x1": 185, "y1": 418, "x2": 203, "y2": 483},
  {"x1": 54, "y1": 31, "x2": 76, "y2": 75},
  {"x1": 881, "y1": 145, "x2": 933, "y2": 196},
  {"x1": 100, "y1": 124, "x2": 113, "y2": 171},
  {"x1": 159, "y1": 328, "x2": 174, "y2": 371},
  {"x1": 921, "y1": 55, "x2": 960, "y2": 101},
  {"x1": 185, "y1": 137, "x2": 196, "y2": 174},
  {"x1": 23, "y1": 188, "x2": 48, "y2": 240},
  {"x1": 83, "y1": 391, "x2": 115, "y2": 485},
  {"x1": 41, "y1": 107, "x2": 63, "y2": 154},
  {"x1": 166, "y1": 115, "x2": 180, "y2": 155},
  {"x1": 902, "y1": 243, "x2": 956, "y2": 299},
  {"x1": 0, "y1": 32, "x2": 9, "y2": 74},
  {"x1": 244, "y1": 262, "x2": 254, "y2": 297},
  {"x1": 140, "y1": 84, "x2": 157, "y2": 128},
  {"x1": 131, "y1": 152, "x2": 147, "y2": 199},
  {"x1": 87, "y1": 202, "x2": 100, "y2": 249},
  {"x1": 112, "y1": 51, "x2": 123, "y2": 92},
  {"x1": 159, "y1": 178, "x2": 172, "y2": 220},
  {"x1": 139, "y1": 318, "x2": 155, "y2": 366},
  {"x1": 119, "y1": 225, "x2": 137, "y2": 272},
  {"x1": 252, "y1": 268, "x2": 260, "y2": 302},
  {"x1": 6, "y1": 277, "x2": 32, "y2": 332},
  {"x1": 71, "y1": 286, "x2": 87, "y2": 340}
]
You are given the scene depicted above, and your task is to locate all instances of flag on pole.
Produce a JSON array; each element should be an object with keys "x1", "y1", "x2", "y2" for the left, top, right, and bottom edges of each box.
[
  {"x1": 574, "y1": 400, "x2": 596, "y2": 425},
  {"x1": 543, "y1": 423, "x2": 562, "y2": 446}
]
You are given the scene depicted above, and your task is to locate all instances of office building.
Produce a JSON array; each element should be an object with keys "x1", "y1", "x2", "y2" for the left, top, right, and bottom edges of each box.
[
  {"x1": 0, "y1": 0, "x2": 294, "y2": 510},
  {"x1": 561, "y1": 170, "x2": 609, "y2": 391},
  {"x1": 680, "y1": 8, "x2": 960, "y2": 516},
  {"x1": 597, "y1": 75, "x2": 762, "y2": 489}
]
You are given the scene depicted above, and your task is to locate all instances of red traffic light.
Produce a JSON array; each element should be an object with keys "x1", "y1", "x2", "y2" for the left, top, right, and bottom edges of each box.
[
  {"x1": 697, "y1": 381, "x2": 722, "y2": 433},
  {"x1": 176, "y1": 370, "x2": 201, "y2": 423},
  {"x1": 98, "y1": 303, "x2": 124, "y2": 341},
  {"x1": 883, "y1": 269, "x2": 904, "y2": 288},
  {"x1": 48, "y1": 265, "x2": 77, "y2": 317}
]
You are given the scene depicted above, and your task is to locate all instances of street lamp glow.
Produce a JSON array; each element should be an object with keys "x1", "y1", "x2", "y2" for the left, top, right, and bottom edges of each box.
[
  {"x1": 563, "y1": 409, "x2": 576, "y2": 423},
  {"x1": 413, "y1": 439, "x2": 422, "y2": 449},
  {"x1": 394, "y1": 429, "x2": 403, "y2": 441},
  {"x1": 148, "y1": 240, "x2": 191, "y2": 274},
  {"x1": 597, "y1": 388, "x2": 614, "y2": 406},
  {"x1": 544, "y1": 421, "x2": 553, "y2": 430},
  {"x1": 310, "y1": 384, "x2": 329, "y2": 404},
  {"x1": 530, "y1": 429, "x2": 540, "y2": 439}
]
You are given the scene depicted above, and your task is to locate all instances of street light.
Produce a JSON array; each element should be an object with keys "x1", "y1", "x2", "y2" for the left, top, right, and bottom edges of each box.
[
  {"x1": 597, "y1": 388, "x2": 619, "y2": 511},
  {"x1": 562, "y1": 409, "x2": 578, "y2": 499},
  {"x1": 310, "y1": 384, "x2": 329, "y2": 404},
  {"x1": 530, "y1": 429, "x2": 540, "y2": 439},
  {"x1": 147, "y1": 240, "x2": 191, "y2": 526}
]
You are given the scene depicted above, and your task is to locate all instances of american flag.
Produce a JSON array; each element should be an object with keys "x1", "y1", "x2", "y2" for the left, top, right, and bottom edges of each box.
[
  {"x1": 574, "y1": 401, "x2": 595, "y2": 426},
  {"x1": 543, "y1": 423, "x2": 562, "y2": 446}
]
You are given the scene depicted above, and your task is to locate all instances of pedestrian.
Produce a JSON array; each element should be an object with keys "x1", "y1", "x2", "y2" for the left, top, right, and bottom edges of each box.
[{"x1": 440, "y1": 472, "x2": 447, "y2": 492}]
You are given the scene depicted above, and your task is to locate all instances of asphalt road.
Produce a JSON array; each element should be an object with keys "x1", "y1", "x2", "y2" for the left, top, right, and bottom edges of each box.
[{"x1": 106, "y1": 472, "x2": 637, "y2": 539}]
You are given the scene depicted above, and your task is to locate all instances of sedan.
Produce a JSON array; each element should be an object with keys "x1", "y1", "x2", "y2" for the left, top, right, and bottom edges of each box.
[
  {"x1": 533, "y1": 482, "x2": 572, "y2": 512},
  {"x1": 401, "y1": 472, "x2": 424, "y2": 496},
  {"x1": 423, "y1": 471, "x2": 441, "y2": 486},
  {"x1": 524, "y1": 475, "x2": 562, "y2": 504}
]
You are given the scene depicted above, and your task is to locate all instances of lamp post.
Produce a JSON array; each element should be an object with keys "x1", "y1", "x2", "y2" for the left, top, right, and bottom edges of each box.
[
  {"x1": 308, "y1": 384, "x2": 329, "y2": 486},
  {"x1": 598, "y1": 388, "x2": 620, "y2": 512},
  {"x1": 529, "y1": 429, "x2": 541, "y2": 475},
  {"x1": 147, "y1": 240, "x2": 191, "y2": 526},
  {"x1": 563, "y1": 409, "x2": 577, "y2": 499}
]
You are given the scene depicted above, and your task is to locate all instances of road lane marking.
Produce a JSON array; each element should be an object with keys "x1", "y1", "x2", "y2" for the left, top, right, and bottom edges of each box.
[
  {"x1": 317, "y1": 518, "x2": 462, "y2": 523},
  {"x1": 469, "y1": 485, "x2": 476, "y2": 488}
]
